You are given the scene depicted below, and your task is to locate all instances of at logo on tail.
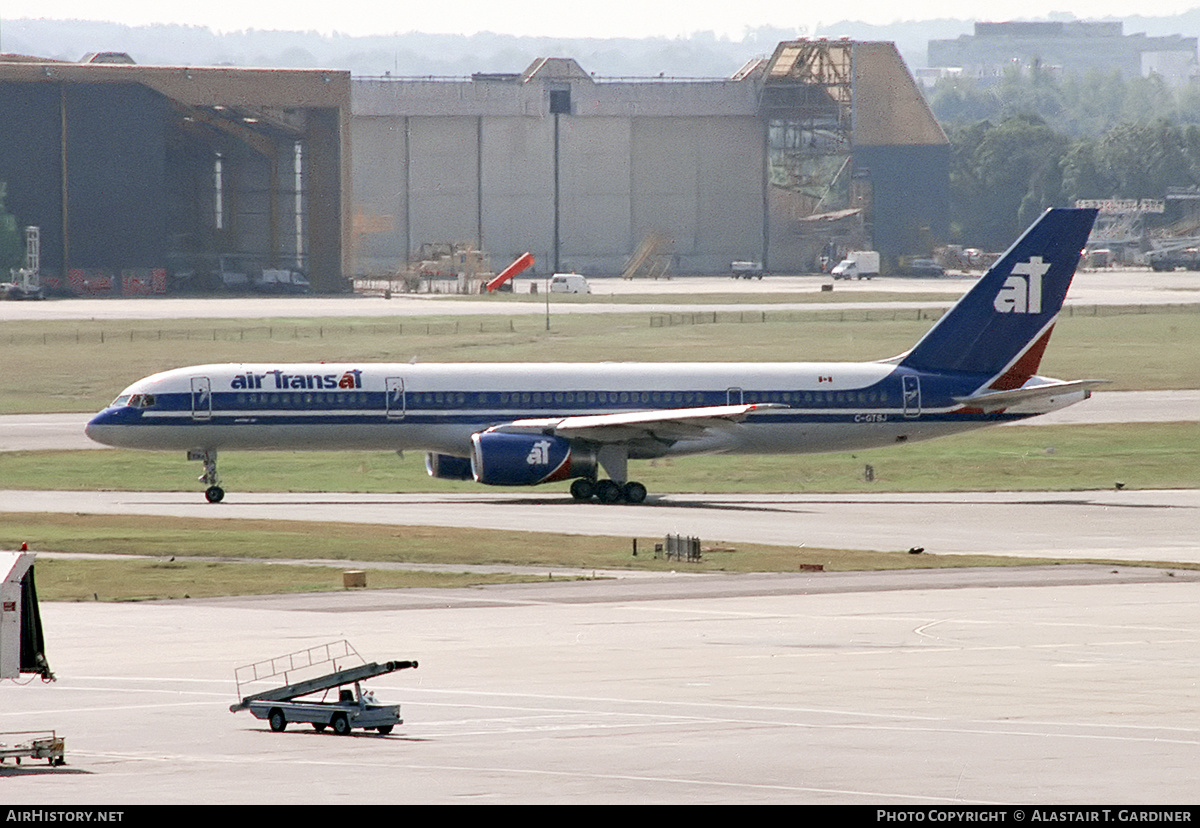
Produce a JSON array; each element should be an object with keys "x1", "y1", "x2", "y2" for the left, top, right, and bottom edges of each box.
[{"x1": 994, "y1": 256, "x2": 1051, "y2": 314}]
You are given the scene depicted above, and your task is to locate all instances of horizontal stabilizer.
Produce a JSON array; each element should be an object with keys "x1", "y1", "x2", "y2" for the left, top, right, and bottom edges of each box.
[{"x1": 954, "y1": 379, "x2": 1109, "y2": 413}]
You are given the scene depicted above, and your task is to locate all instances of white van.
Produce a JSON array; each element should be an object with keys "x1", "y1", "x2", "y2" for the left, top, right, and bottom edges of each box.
[
  {"x1": 549, "y1": 273, "x2": 591, "y2": 293},
  {"x1": 830, "y1": 251, "x2": 880, "y2": 280}
]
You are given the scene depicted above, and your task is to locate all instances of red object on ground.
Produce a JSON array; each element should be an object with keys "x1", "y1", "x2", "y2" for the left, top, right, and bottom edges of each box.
[{"x1": 486, "y1": 252, "x2": 535, "y2": 292}]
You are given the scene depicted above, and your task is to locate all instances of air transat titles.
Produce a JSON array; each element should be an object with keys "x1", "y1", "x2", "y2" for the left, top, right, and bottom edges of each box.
[{"x1": 229, "y1": 370, "x2": 364, "y2": 391}]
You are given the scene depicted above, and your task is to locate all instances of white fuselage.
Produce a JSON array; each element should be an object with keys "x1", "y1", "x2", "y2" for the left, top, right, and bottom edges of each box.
[{"x1": 85, "y1": 360, "x2": 1085, "y2": 461}]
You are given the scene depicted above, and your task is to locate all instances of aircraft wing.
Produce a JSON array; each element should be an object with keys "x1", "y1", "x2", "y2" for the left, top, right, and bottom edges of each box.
[
  {"x1": 488, "y1": 403, "x2": 786, "y2": 444},
  {"x1": 954, "y1": 379, "x2": 1109, "y2": 413}
]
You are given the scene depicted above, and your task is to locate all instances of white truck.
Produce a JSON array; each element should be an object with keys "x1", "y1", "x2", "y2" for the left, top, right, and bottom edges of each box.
[
  {"x1": 244, "y1": 679, "x2": 407, "y2": 735},
  {"x1": 230, "y1": 645, "x2": 418, "y2": 735},
  {"x1": 549, "y1": 273, "x2": 591, "y2": 293},
  {"x1": 830, "y1": 251, "x2": 880, "y2": 280}
]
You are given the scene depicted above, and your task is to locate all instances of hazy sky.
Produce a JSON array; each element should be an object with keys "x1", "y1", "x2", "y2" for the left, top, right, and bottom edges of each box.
[{"x1": 6, "y1": 0, "x2": 1199, "y2": 39}]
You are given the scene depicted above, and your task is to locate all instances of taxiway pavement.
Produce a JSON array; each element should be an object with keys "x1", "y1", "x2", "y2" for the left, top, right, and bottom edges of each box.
[
  {"x1": 2, "y1": 567, "x2": 1198, "y2": 804},
  {"x1": 6, "y1": 488, "x2": 1200, "y2": 564},
  {"x1": 3, "y1": 269, "x2": 1200, "y2": 323}
]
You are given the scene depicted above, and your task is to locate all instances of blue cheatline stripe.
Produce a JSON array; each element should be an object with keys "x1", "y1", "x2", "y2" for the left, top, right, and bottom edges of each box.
[
  {"x1": 134, "y1": 409, "x2": 1026, "y2": 428},
  {"x1": 142, "y1": 380, "x2": 978, "y2": 415}
]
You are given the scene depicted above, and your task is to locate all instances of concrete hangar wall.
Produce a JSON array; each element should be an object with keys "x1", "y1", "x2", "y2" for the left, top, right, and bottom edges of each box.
[
  {"x1": 350, "y1": 42, "x2": 949, "y2": 276},
  {"x1": 352, "y1": 58, "x2": 765, "y2": 276},
  {"x1": 0, "y1": 59, "x2": 351, "y2": 293}
]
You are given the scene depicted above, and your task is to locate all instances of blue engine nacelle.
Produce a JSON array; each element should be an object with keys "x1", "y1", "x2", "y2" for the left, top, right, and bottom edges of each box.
[
  {"x1": 425, "y1": 453, "x2": 474, "y2": 481},
  {"x1": 470, "y1": 432, "x2": 598, "y2": 486}
]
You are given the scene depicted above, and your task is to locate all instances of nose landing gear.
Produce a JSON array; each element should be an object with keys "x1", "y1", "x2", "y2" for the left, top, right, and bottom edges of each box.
[{"x1": 189, "y1": 449, "x2": 224, "y2": 503}]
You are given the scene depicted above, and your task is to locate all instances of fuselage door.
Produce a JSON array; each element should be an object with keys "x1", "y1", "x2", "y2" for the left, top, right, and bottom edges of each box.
[
  {"x1": 726, "y1": 387, "x2": 744, "y2": 405},
  {"x1": 902, "y1": 374, "x2": 921, "y2": 419},
  {"x1": 190, "y1": 376, "x2": 212, "y2": 421},
  {"x1": 386, "y1": 377, "x2": 406, "y2": 420}
]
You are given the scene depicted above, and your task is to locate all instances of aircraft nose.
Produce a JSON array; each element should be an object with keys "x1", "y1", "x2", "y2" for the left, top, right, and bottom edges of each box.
[
  {"x1": 84, "y1": 411, "x2": 103, "y2": 442},
  {"x1": 85, "y1": 408, "x2": 119, "y2": 446}
]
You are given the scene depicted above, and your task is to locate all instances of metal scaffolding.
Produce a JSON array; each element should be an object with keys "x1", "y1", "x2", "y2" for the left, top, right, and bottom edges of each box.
[{"x1": 761, "y1": 40, "x2": 854, "y2": 210}]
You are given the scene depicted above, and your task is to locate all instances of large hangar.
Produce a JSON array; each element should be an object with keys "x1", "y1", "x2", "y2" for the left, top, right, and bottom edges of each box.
[
  {"x1": 0, "y1": 57, "x2": 351, "y2": 293},
  {"x1": 351, "y1": 39, "x2": 948, "y2": 276}
]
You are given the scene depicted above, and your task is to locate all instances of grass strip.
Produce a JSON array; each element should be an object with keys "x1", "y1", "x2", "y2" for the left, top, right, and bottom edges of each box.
[
  {"x1": 4, "y1": 512, "x2": 1104, "y2": 602},
  {"x1": 32, "y1": 557, "x2": 543, "y2": 602},
  {"x1": 3, "y1": 307, "x2": 1198, "y2": 414},
  {"x1": 4, "y1": 423, "x2": 1198, "y2": 494}
]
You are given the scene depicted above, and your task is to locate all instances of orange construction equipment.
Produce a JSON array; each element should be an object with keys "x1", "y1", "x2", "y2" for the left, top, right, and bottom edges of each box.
[{"x1": 486, "y1": 252, "x2": 534, "y2": 292}]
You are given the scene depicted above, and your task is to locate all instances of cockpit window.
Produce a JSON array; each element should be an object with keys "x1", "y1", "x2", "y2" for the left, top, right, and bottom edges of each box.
[{"x1": 115, "y1": 394, "x2": 156, "y2": 409}]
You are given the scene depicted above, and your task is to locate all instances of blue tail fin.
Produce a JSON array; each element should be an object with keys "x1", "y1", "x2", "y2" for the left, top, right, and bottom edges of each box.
[{"x1": 899, "y1": 208, "x2": 1097, "y2": 387}]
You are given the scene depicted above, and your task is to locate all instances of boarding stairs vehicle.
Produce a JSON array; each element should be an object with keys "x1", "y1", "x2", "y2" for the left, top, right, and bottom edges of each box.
[
  {"x1": 0, "y1": 550, "x2": 61, "y2": 765},
  {"x1": 229, "y1": 641, "x2": 417, "y2": 735},
  {"x1": 1, "y1": 267, "x2": 45, "y2": 300},
  {"x1": 2, "y1": 226, "x2": 46, "y2": 300}
]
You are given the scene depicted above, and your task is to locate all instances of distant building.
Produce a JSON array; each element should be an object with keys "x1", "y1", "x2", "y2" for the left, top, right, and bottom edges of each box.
[
  {"x1": 0, "y1": 56, "x2": 351, "y2": 293},
  {"x1": 928, "y1": 21, "x2": 1198, "y2": 86},
  {"x1": 0, "y1": 39, "x2": 949, "y2": 293},
  {"x1": 352, "y1": 40, "x2": 948, "y2": 277}
]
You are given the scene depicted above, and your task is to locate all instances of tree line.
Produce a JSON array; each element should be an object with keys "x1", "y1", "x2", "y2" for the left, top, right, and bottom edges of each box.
[{"x1": 928, "y1": 67, "x2": 1200, "y2": 249}]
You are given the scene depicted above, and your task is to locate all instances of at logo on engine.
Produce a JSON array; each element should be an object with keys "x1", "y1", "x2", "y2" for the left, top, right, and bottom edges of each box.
[{"x1": 526, "y1": 439, "x2": 552, "y2": 465}]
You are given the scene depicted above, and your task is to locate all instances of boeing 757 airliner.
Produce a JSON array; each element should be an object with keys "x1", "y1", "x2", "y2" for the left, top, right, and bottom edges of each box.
[{"x1": 86, "y1": 208, "x2": 1102, "y2": 504}]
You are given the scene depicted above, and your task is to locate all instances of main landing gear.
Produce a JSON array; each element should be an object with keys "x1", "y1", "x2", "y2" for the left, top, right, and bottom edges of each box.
[
  {"x1": 571, "y1": 445, "x2": 645, "y2": 504},
  {"x1": 569, "y1": 478, "x2": 648, "y2": 504},
  {"x1": 189, "y1": 449, "x2": 224, "y2": 503}
]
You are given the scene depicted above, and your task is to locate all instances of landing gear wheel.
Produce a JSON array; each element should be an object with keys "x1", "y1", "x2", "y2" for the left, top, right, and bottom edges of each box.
[
  {"x1": 622, "y1": 481, "x2": 647, "y2": 504},
  {"x1": 197, "y1": 450, "x2": 223, "y2": 503},
  {"x1": 377, "y1": 725, "x2": 394, "y2": 735},
  {"x1": 596, "y1": 479, "x2": 623, "y2": 504},
  {"x1": 313, "y1": 723, "x2": 327, "y2": 732},
  {"x1": 570, "y1": 478, "x2": 596, "y2": 501},
  {"x1": 331, "y1": 713, "x2": 351, "y2": 735},
  {"x1": 268, "y1": 709, "x2": 287, "y2": 732}
]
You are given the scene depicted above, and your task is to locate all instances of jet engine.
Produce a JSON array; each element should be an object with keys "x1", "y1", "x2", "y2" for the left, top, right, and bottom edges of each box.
[
  {"x1": 424, "y1": 453, "x2": 474, "y2": 481},
  {"x1": 469, "y1": 432, "x2": 597, "y2": 486}
]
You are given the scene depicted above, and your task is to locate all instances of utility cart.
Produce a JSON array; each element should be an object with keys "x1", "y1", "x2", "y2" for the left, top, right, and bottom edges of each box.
[
  {"x1": 0, "y1": 731, "x2": 65, "y2": 766},
  {"x1": 229, "y1": 641, "x2": 417, "y2": 735}
]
